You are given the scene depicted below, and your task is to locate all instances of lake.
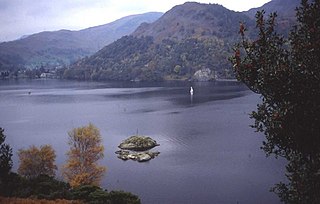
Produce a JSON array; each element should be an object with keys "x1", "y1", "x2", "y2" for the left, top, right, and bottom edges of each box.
[{"x1": 0, "y1": 79, "x2": 286, "y2": 204}]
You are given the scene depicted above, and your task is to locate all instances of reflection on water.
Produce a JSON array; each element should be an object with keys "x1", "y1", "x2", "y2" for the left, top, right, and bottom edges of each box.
[{"x1": 0, "y1": 79, "x2": 286, "y2": 204}]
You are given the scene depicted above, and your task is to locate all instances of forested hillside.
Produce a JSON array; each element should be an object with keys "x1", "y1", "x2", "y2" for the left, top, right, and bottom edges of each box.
[
  {"x1": 67, "y1": 3, "x2": 255, "y2": 81},
  {"x1": 0, "y1": 12, "x2": 162, "y2": 71},
  {"x1": 1, "y1": 0, "x2": 301, "y2": 81}
]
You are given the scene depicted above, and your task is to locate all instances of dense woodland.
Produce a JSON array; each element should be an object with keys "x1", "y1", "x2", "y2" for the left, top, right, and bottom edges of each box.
[
  {"x1": 66, "y1": 3, "x2": 257, "y2": 81},
  {"x1": 65, "y1": 35, "x2": 234, "y2": 81},
  {"x1": 65, "y1": 1, "x2": 297, "y2": 82}
]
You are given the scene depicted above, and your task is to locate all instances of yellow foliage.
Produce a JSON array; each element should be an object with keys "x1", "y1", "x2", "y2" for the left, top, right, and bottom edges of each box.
[
  {"x1": 18, "y1": 145, "x2": 57, "y2": 178},
  {"x1": 63, "y1": 123, "x2": 106, "y2": 188}
]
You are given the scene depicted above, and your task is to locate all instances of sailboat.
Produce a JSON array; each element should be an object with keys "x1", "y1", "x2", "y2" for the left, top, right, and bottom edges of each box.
[{"x1": 190, "y1": 86, "x2": 194, "y2": 95}]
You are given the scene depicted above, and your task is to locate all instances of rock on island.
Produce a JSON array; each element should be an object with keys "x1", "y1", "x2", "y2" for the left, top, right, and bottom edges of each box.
[{"x1": 116, "y1": 135, "x2": 160, "y2": 162}]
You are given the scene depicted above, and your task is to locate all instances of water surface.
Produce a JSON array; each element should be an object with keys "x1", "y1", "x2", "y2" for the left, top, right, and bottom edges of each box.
[{"x1": 0, "y1": 79, "x2": 286, "y2": 204}]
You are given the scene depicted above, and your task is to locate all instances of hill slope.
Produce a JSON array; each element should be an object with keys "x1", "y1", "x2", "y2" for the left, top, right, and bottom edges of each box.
[
  {"x1": 245, "y1": 0, "x2": 299, "y2": 18},
  {"x1": 245, "y1": 0, "x2": 300, "y2": 34},
  {"x1": 67, "y1": 2, "x2": 255, "y2": 81},
  {"x1": 0, "y1": 12, "x2": 162, "y2": 70}
]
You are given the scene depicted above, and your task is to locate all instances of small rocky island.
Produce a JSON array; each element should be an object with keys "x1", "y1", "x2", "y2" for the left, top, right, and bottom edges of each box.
[{"x1": 116, "y1": 135, "x2": 160, "y2": 162}]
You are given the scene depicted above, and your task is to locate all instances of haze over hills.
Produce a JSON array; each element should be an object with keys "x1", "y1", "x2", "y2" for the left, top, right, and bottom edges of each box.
[
  {"x1": 0, "y1": 12, "x2": 162, "y2": 70},
  {"x1": 0, "y1": 0, "x2": 301, "y2": 81},
  {"x1": 67, "y1": 0, "x2": 301, "y2": 81}
]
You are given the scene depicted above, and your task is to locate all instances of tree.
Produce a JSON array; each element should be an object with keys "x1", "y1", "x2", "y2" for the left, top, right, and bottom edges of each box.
[
  {"x1": 173, "y1": 65, "x2": 182, "y2": 74},
  {"x1": 63, "y1": 123, "x2": 106, "y2": 188},
  {"x1": 230, "y1": 0, "x2": 320, "y2": 203},
  {"x1": 18, "y1": 145, "x2": 57, "y2": 178},
  {"x1": 0, "y1": 127, "x2": 13, "y2": 180}
]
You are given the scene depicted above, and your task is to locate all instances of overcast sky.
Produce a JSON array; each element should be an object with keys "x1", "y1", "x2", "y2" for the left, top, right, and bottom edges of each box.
[{"x1": 0, "y1": 0, "x2": 271, "y2": 42}]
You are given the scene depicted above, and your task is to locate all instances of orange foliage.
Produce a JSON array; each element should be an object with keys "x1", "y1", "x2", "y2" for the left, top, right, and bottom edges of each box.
[
  {"x1": 63, "y1": 123, "x2": 106, "y2": 188},
  {"x1": 18, "y1": 145, "x2": 57, "y2": 178}
]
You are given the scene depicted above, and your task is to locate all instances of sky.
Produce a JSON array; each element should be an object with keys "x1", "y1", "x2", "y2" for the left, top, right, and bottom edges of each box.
[{"x1": 0, "y1": 0, "x2": 271, "y2": 42}]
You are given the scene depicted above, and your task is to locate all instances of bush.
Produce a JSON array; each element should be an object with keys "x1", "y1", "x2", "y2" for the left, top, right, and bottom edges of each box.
[
  {"x1": 71, "y1": 185, "x2": 141, "y2": 204},
  {"x1": 107, "y1": 190, "x2": 141, "y2": 204}
]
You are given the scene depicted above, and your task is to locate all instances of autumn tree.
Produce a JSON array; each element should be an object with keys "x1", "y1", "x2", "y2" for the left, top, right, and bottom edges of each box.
[
  {"x1": 63, "y1": 123, "x2": 106, "y2": 188},
  {"x1": 0, "y1": 127, "x2": 13, "y2": 180},
  {"x1": 18, "y1": 145, "x2": 57, "y2": 178},
  {"x1": 230, "y1": 0, "x2": 320, "y2": 203}
]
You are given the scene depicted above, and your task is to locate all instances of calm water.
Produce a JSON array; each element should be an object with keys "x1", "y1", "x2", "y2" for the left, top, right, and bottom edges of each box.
[{"x1": 0, "y1": 79, "x2": 286, "y2": 204}]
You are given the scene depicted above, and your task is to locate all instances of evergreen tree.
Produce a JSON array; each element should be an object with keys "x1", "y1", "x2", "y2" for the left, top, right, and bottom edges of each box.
[
  {"x1": 0, "y1": 127, "x2": 13, "y2": 180},
  {"x1": 231, "y1": 0, "x2": 320, "y2": 203}
]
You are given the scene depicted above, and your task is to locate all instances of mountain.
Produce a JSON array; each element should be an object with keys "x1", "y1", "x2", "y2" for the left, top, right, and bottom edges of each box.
[
  {"x1": 0, "y1": 12, "x2": 162, "y2": 70},
  {"x1": 66, "y1": 0, "x2": 302, "y2": 82},
  {"x1": 245, "y1": 0, "x2": 299, "y2": 19},
  {"x1": 1, "y1": 0, "x2": 302, "y2": 81},
  {"x1": 245, "y1": 0, "x2": 300, "y2": 34},
  {"x1": 66, "y1": 2, "x2": 255, "y2": 81},
  {"x1": 132, "y1": 2, "x2": 246, "y2": 42}
]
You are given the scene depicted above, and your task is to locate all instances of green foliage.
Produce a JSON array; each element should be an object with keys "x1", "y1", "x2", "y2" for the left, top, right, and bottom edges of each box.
[
  {"x1": 1, "y1": 173, "x2": 141, "y2": 203},
  {"x1": 64, "y1": 3, "x2": 264, "y2": 81},
  {"x1": 0, "y1": 173, "x2": 72, "y2": 199},
  {"x1": 70, "y1": 185, "x2": 141, "y2": 204},
  {"x1": 271, "y1": 154, "x2": 320, "y2": 204},
  {"x1": 71, "y1": 185, "x2": 101, "y2": 201},
  {"x1": 67, "y1": 35, "x2": 234, "y2": 81},
  {"x1": 0, "y1": 130, "x2": 14, "y2": 198},
  {"x1": 87, "y1": 188, "x2": 109, "y2": 203},
  {"x1": 231, "y1": 0, "x2": 320, "y2": 203},
  {"x1": 0, "y1": 127, "x2": 13, "y2": 180},
  {"x1": 0, "y1": 126, "x2": 140, "y2": 203},
  {"x1": 232, "y1": 1, "x2": 320, "y2": 156},
  {"x1": 30, "y1": 175, "x2": 72, "y2": 200},
  {"x1": 173, "y1": 65, "x2": 182, "y2": 74},
  {"x1": 107, "y1": 190, "x2": 141, "y2": 204}
]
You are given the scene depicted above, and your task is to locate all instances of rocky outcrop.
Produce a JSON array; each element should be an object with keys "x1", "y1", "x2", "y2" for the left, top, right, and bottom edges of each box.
[
  {"x1": 116, "y1": 135, "x2": 160, "y2": 162},
  {"x1": 115, "y1": 150, "x2": 160, "y2": 162},
  {"x1": 118, "y1": 135, "x2": 159, "y2": 151},
  {"x1": 192, "y1": 68, "x2": 216, "y2": 81}
]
